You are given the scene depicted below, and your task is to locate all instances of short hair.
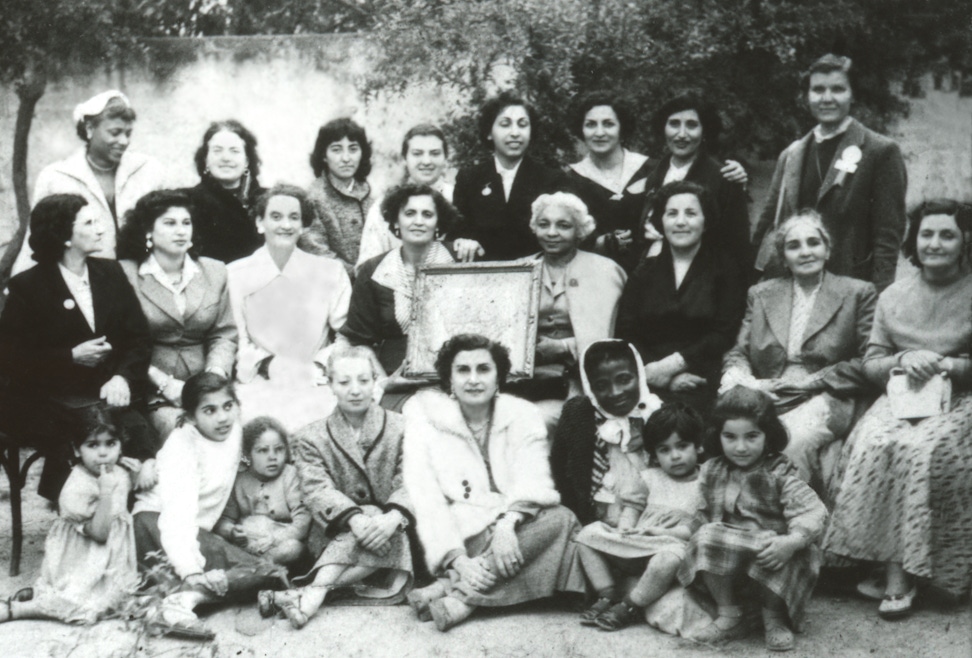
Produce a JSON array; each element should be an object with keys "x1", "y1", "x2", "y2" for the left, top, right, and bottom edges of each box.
[
  {"x1": 477, "y1": 92, "x2": 539, "y2": 149},
  {"x1": 643, "y1": 402, "x2": 705, "y2": 457},
  {"x1": 773, "y1": 209, "x2": 832, "y2": 267},
  {"x1": 116, "y1": 189, "x2": 198, "y2": 262},
  {"x1": 582, "y1": 340, "x2": 638, "y2": 383},
  {"x1": 435, "y1": 334, "x2": 512, "y2": 394},
  {"x1": 401, "y1": 123, "x2": 449, "y2": 158},
  {"x1": 242, "y1": 416, "x2": 290, "y2": 461},
  {"x1": 802, "y1": 54, "x2": 855, "y2": 95},
  {"x1": 530, "y1": 192, "x2": 597, "y2": 241},
  {"x1": 651, "y1": 90, "x2": 722, "y2": 152},
  {"x1": 72, "y1": 404, "x2": 122, "y2": 451},
  {"x1": 76, "y1": 97, "x2": 136, "y2": 142},
  {"x1": 28, "y1": 194, "x2": 89, "y2": 264},
  {"x1": 254, "y1": 184, "x2": 317, "y2": 228},
  {"x1": 194, "y1": 119, "x2": 262, "y2": 185},
  {"x1": 570, "y1": 92, "x2": 636, "y2": 144},
  {"x1": 380, "y1": 183, "x2": 460, "y2": 236},
  {"x1": 309, "y1": 118, "x2": 373, "y2": 180},
  {"x1": 646, "y1": 180, "x2": 714, "y2": 236},
  {"x1": 902, "y1": 199, "x2": 972, "y2": 268},
  {"x1": 703, "y1": 386, "x2": 789, "y2": 459},
  {"x1": 181, "y1": 372, "x2": 238, "y2": 417},
  {"x1": 326, "y1": 344, "x2": 383, "y2": 381}
]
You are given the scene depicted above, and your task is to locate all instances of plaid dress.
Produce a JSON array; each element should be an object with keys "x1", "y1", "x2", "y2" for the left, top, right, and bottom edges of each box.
[{"x1": 678, "y1": 455, "x2": 827, "y2": 625}]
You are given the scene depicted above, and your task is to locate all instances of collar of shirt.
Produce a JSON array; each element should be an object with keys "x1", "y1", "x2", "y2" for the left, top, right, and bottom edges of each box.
[
  {"x1": 58, "y1": 261, "x2": 90, "y2": 290},
  {"x1": 494, "y1": 156, "x2": 523, "y2": 201},
  {"x1": 662, "y1": 158, "x2": 694, "y2": 186},
  {"x1": 812, "y1": 116, "x2": 853, "y2": 143},
  {"x1": 139, "y1": 253, "x2": 199, "y2": 297},
  {"x1": 58, "y1": 261, "x2": 95, "y2": 331}
]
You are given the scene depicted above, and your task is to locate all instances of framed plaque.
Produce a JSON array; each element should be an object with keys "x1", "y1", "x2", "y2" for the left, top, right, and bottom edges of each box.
[{"x1": 402, "y1": 260, "x2": 542, "y2": 380}]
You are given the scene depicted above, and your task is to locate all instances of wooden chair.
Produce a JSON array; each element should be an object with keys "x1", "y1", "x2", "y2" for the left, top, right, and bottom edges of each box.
[{"x1": 0, "y1": 436, "x2": 45, "y2": 576}]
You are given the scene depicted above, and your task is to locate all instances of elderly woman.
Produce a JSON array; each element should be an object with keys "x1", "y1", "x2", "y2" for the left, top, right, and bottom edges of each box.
[
  {"x1": 403, "y1": 334, "x2": 585, "y2": 631},
  {"x1": 117, "y1": 189, "x2": 238, "y2": 438},
  {"x1": 641, "y1": 91, "x2": 751, "y2": 276},
  {"x1": 0, "y1": 194, "x2": 151, "y2": 499},
  {"x1": 259, "y1": 345, "x2": 416, "y2": 629},
  {"x1": 341, "y1": 183, "x2": 460, "y2": 385},
  {"x1": 509, "y1": 192, "x2": 626, "y2": 431},
  {"x1": 356, "y1": 124, "x2": 460, "y2": 269},
  {"x1": 11, "y1": 91, "x2": 165, "y2": 275},
  {"x1": 450, "y1": 92, "x2": 568, "y2": 261},
  {"x1": 299, "y1": 118, "x2": 374, "y2": 274},
  {"x1": 617, "y1": 181, "x2": 746, "y2": 411},
  {"x1": 228, "y1": 184, "x2": 351, "y2": 430},
  {"x1": 824, "y1": 200, "x2": 972, "y2": 620},
  {"x1": 185, "y1": 120, "x2": 266, "y2": 263},
  {"x1": 721, "y1": 211, "x2": 876, "y2": 499}
]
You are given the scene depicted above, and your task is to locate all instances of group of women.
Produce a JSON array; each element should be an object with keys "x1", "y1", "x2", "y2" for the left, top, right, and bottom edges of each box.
[{"x1": 0, "y1": 84, "x2": 970, "y2": 642}]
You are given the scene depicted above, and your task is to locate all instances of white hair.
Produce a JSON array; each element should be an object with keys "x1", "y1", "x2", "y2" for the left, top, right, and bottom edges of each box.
[{"x1": 529, "y1": 192, "x2": 597, "y2": 241}]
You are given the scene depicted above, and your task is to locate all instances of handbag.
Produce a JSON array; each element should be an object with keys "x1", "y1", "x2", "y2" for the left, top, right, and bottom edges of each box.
[{"x1": 886, "y1": 367, "x2": 951, "y2": 420}]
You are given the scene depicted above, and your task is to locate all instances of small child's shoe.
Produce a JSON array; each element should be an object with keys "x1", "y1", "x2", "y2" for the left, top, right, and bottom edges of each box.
[
  {"x1": 690, "y1": 606, "x2": 747, "y2": 644},
  {"x1": 579, "y1": 597, "x2": 613, "y2": 626},
  {"x1": 594, "y1": 600, "x2": 641, "y2": 631},
  {"x1": 762, "y1": 608, "x2": 795, "y2": 652}
]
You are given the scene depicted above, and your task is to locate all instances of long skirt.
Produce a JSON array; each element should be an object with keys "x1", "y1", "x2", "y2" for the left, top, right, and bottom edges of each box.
[
  {"x1": 575, "y1": 521, "x2": 689, "y2": 561},
  {"x1": 446, "y1": 505, "x2": 587, "y2": 607},
  {"x1": 823, "y1": 392, "x2": 972, "y2": 597}
]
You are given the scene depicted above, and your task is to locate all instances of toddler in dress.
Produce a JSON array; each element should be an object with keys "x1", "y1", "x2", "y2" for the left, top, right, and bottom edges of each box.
[{"x1": 215, "y1": 416, "x2": 310, "y2": 566}]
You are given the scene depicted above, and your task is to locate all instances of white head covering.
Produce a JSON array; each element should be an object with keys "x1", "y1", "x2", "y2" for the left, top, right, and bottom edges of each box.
[
  {"x1": 73, "y1": 90, "x2": 131, "y2": 125},
  {"x1": 579, "y1": 339, "x2": 662, "y2": 452}
]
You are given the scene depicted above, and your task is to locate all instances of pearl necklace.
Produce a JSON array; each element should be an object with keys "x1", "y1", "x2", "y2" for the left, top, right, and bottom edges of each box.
[{"x1": 86, "y1": 155, "x2": 117, "y2": 173}]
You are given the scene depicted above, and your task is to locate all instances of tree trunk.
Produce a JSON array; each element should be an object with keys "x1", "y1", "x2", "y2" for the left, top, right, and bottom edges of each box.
[{"x1": 0, "y1": 65, "x2": 47, "y2": 304}]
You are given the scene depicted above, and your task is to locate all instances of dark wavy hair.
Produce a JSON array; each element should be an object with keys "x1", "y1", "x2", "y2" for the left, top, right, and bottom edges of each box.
[
  {"x1": 646, "y1": 180, "x2": 715, "y2": 237},
  {"x1": 309, "y1": 118, "x2": 372, "y2": 181},
  {"x1": 801, "y1": 53, "x2": 856, "y2": 95},
  {"x1": 477, "y1": 92, "x2": 538, "y2": 149},
  {"x1": 28, "y1": 194, "x2": 89, "y2": 264},
  {"x1": 435, "y1": 334, "x2": 512, "y2": 393},
  {"x1": 254, "y1": 184, "x2": 317, "y2": 229},
  {"x1": 181, "y1": 372, "x2": 238, "y2": 418},
  {"x1": 401, "y1": 123, "x2": 449, "y2": 158},
  {"x1": 242, "y1": 416, "x2": 290, "y2": 462},
  {"x1": 193, "y1": 119, "x2": 262, "y2": 185},
  {"x1": 651, "y1": 90, "x2": 722, "y2": 153},
  {"x1": 72, "y1": 404, "x2": 122, "y2": 451},
  {"x1": 703, "y1": 386, "x2": 789, "y2": 459},
  {"x1": 643, "y1": 402, "x2": 705, "y2": 459},
  {"x1": 570, "y1": 91, "x2": 636, "y2": 144},
  {"x1": 116, "y1": 189, "x2": 197, "y2": 262},
  {"x1": 380, "y1": 183, "x2": 461, "y2": 237},
  {"x1": 902, "y1": 199, "x2": 972, "y2": 269},
  {"x1": 76, "y1": 97, "x2": 137, "y2": 142}
]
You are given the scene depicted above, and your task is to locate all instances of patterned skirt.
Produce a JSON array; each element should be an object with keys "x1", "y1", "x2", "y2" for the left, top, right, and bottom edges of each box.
[{"x1": 823, "y1": 392, "x2": 972, "y2": 597}]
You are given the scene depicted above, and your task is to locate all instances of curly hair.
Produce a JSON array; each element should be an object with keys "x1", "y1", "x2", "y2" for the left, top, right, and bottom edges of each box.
[
  {"x1": 254, "y1": 184, "x2": 317, "y2": 228},
  {"x1": 116, "y1": 189, "x2": 197, "y2": 262},
  {"x1": 902, "y1": 199, "x2": 972, "y2": 269},
  {"x1": 435, "y1": 334, "x2": 512, "y2": 394},
  {"x1": 242, "y1": 416, "x2": 290, "y2": 462},
  {"x1": 309, "y1": 118, "x2": 372, "y2": 181},
  {"x1": 477, "y1": 92, "x2": 538, "y2": 149},
  {"x1": 703, "y1": 386, "x2": 789, "y2": 459},
  {"x1": 570, "y1": 91, "x2": 635, "y2": 144},
  {"x1": 380, "y1": 183, "x2": 460, "y2": 237},
  {"x1": 773, "y1": 209, "x2": 832, "y2": 269},
  {"x1": 529, "y1": 192, "x2": 597, "y2": 242},
  {"x1": 193, "y1": 119, "x2": 262, "y2": 185},
  {"x1": 651, "y1": 90, "x2": 722, "y2": 153},
  {"x1": 327, "y1": 344, "x2": 383, "y2": 381},
  {"x1": 28, "y1": 194, "x2": 89, "y2": 264},
  {"x1": 646, "y1": 180, "x2": 714, "y2": 237}
]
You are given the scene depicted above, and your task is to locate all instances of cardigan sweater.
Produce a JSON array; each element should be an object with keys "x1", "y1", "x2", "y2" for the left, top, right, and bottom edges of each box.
[{"x1": 300, "y1": 175, "x2": 374, "y2": 275}]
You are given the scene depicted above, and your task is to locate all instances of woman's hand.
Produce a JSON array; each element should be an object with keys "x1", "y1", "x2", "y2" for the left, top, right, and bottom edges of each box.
[
  {"x1": 100, "y1": 375, "x2": 130, "y2": 408},
  {"x1": 643, "y1": 362, "x2": 674, "y2": 389},
  {"x1": 756, "y1": 534, "x2": 803, "y2": 571},
  {"x1": 536, "y1": 336, "x2": 567, "y2": 362},
  {"x1": 452, "y1": 239, "x2": 485, "y2": 262},
  {"x1": 72, "y1": 336, "x2": 112, "y2": 367},
  {"x1": 670, "y1": 372, "x2": 707, "y2": 392},
  {"x1": 185, "y1": 569, "x2": 229, "y2": 597},
  {"x1": 230, "y1": 524, "x2": 249, "y2": 547},
  {"x1": 643, "y1": 223, "x2": 664, "y2": 243},
  {"x1": 900, "y1": 350, "x2": 945, "y2": 384},
  {"x1": 489, "y1": 522, "x2": 524, "y2": 579},
  {"x1": 720, "y1": 160, "x2": 749, "y2": 185},
  {"x1": 453, "y1": 555, "x2": 497, "y2": 592},
  {"x1": 348, "y1": 514, "x2": 390, "y2": 556},
  {"x1": 161, "y1": 377, "x2": 184, "y2": 405},
  {"x1": 361, "y1": 512, "x2": 401, "y2": 555}
]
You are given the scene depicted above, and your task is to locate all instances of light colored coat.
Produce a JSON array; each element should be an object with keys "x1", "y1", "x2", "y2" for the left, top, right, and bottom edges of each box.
[
  {"x1": 13, "y1": 148, "x2": 166, "y2": 275},
  {"x1": 120, "y1": 257, "x2": 237, "y2": 380},
  {"x1": 403, "y1": 390, "x2": 560, "y2": 573}
]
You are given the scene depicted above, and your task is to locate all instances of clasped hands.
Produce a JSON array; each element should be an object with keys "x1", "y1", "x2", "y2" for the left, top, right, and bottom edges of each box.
[
  {"x1": 899, "y1": 349, "x2": 950, "y2": 386},
  {"x1": 349, "y1": 511, "x2": 402, "y2": 557}
]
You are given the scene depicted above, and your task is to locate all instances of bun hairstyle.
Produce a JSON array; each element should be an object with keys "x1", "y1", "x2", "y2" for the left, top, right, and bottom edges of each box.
[{"x1": 703, "y1": 385, "x2": 789, "y2": 459}]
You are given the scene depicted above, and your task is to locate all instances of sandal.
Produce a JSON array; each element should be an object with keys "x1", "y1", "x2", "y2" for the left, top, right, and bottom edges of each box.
[
  {"x1": 878, "y1": 587, "x2": 916, "y2": 620},
  {"x1": 690, "y1": 615, "x2": 749, "y2": 644},
  {"x1": 579, "y1": 597, "x2": 614, "y2": 626},
  {"x1": 594, "y1": 601, "x2": 641, "y2": 631},
  {"x1": 276, "y1": 590, "x2": 310, "y2": 630},
  {"x1": 147, "y1": 598, "x2": 215, "y2": 641},
  {"x1": 257, "y1": 590, "x2": 280, "y2": 619}
]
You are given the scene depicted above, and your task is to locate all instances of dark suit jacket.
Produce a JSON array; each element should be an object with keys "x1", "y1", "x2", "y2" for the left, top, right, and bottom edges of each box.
[
  {"x1": 0, "y1": 257, "x2": 151, "y2": 399},
  {"x1": 451, "y1": 155, "x2": 568, "y2": 261},
  {"x1": 752, "y1": 118, "x2": 907, "y2": 291},
  {"x1": 723, "y1": 273, "x2": 877, "y2": 397}
]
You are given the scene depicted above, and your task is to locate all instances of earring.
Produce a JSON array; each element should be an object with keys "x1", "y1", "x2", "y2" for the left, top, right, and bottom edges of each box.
[
  {"x1": 434, "y1": 229, "x2": 442, "y2": 240},
  {"x1": 257, "y1": 226, "x2": 265, "y2": 235},
  {"x1": 241, "y1": 455, "x2": 251, "y2": 467},
  {"x1": 243, "y1": 167, "x2": 250, "y2": 177},
  {"x1": 393, "y1": 226, "x2": 401, "y2": 238},
  {"x1": 204, "y1": 165, "x2": 210, "y2": 175},
  {"x1": 64, "y1": 240, "x2": 72, "y2": 248},
  {"x1": 145, "y1": 235, "x2": 153, "y2": 250}
]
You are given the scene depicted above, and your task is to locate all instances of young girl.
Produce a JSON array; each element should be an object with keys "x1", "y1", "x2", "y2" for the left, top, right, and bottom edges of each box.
[
  {"x1": 215, "y1": 417, "x2": 311, "y2": 566},
  {"x1": 678, "y1": 386, "x2": 827, "y2": 651},
  {"x1": 0, "y1": 407, "x2": 140, "y2": 625},
  {"x1": 575, "y1": 402, "x2": 705, "y2": 631}
]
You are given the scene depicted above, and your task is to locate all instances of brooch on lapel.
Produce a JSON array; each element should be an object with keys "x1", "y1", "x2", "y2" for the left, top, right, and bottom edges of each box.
[
  {"x1": 568, "y1": 278, "x2": 579, "y2": 287},
  {"x1": 63, "y1": 299, "x2": 76, "y2": 310},
  {"x1": 481, "y1": 185, "x2": 492, "y2": 196},
  {"x1": 833, "y1": 145, "x2": 862, "y2": 185}
]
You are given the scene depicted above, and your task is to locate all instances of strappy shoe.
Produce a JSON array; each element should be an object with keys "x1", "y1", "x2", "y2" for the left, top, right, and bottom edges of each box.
[
  {"x1": 579, "y1": 597, "x2": 614, "y2": 626},
  {"x1": 257, "y1": 590, "x2": 281, "y2": 619},
  {"x1": 878, "y1": 587, "x2": 916, "y2": 620},
  {"x1": 275, "y1": 590, "x2": 310, "y2": 630},
  {"x1": 594, "y1": 601, "x2": 641, "y2": 631}
]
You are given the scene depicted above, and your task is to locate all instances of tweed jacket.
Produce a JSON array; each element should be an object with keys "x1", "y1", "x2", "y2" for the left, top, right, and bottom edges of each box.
[
  {"x1": 120, "y1": 257, "x2": 237, "y2": 381},
  {"x1": 697, "y1": 454, "x2": 827, "y2": 540},
  {"x1": 293, "y1": 405, "x2": 410, "y2": 557},
  {"x1": 451, "y1": 155, "x2": 569, "y2": 261},
  {"x1": 723, "y1": 273, "x2": 877, "y2": 397},
  {"x1": 300, "y1": 175, "x2": 373, "y2": 275},
  {"x1": 752, "y1": 118, "x2": 907, "y2": 291},
  {"x1": 403, "y1": 390, "x2": 560, "y2": 573},
  {"x1": 12, "y1": 149, "x2": 166, "y2": 276},
  {"x1": 185, "y1": 177, "x2": 265, "y2": 264}
]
